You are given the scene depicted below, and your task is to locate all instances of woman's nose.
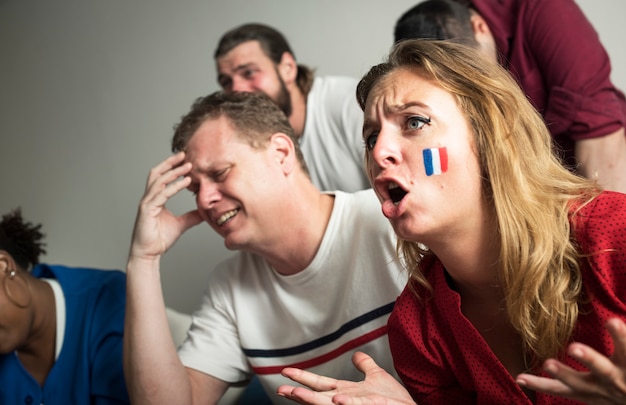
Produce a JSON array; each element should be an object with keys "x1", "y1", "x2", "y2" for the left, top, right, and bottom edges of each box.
[{"x1": 370, "y1": 127, "x2": 401, "y2": 170}]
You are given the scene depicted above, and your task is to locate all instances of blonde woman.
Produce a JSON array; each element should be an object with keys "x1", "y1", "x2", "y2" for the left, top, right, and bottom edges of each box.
[{"x1": 278, "y1": 39, "x2": 626, "y2": 404}]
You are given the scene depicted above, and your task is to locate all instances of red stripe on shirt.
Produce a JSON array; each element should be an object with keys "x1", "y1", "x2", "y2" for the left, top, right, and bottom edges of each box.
[{"x1": 251, "y1": 325, "x2": 388, "y2": 375}]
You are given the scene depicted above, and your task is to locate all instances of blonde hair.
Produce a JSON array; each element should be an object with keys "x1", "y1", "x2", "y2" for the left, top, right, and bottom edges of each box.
[{"x1": 357, "y1": 39, "x2": 600, "y2": 366}]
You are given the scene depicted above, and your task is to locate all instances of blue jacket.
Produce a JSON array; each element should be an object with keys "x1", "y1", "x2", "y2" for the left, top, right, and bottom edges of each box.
[{"x1": 0, "y1": 264, "x2": 129, "y2": 404}]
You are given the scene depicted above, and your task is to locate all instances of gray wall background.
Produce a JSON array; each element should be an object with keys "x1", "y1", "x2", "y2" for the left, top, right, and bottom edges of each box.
[{"x1": 1, "y1": 0, "x2": 625, "y2": 314}]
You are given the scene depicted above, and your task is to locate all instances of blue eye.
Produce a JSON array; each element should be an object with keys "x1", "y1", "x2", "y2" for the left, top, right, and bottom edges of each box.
[
  {"x1": 365, "y1": 132, "x2": 379, "y2": 151},
  {"x1": 407, "y1": 116, "x2": 430, "y2": 130}
]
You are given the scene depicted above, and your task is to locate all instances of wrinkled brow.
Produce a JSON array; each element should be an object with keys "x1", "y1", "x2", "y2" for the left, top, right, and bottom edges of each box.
[{"x1": 362, "y1": 101, "x2": 432, "y2": 139}]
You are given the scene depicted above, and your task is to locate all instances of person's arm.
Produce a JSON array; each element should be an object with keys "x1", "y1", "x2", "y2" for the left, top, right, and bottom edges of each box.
[
  {"x1": 576, "y1": 128, "x2": 626, "y2": 192},
  {"x1": 516, "y1": 318, "x2": 626, "y2": 404},
  {"x1": 517, "y1": 0, "x2": 626, "y2": 191},
  {"x1": 277, "y1": 351, "x2": 416, "y2": 405},
  {"x1": 123, "y1": 152, "x2": 227, "y2": 404}
]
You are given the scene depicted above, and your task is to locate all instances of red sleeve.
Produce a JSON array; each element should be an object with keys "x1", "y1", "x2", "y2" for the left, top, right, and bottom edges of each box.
[
  {"x1": 474, "y1": 0, "x2": 626, "y2": 140},
  {"x1": 523, "y1": 0, "x2": 626, "y2": 139}
]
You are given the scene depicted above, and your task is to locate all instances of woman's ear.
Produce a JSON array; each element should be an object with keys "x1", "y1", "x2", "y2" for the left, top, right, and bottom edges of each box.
[
  {"x1": 0, "y1": 251, "x2": 12, "y2": 274},
  {"x1": 277, "y1": 51, "x2": 298, "y2": 85},
  {"x1": 269, "y1": 132, "x2": 297, "y2": 175},
  {"x1": 0, "y1": 250, "x2": 32, "y2": 308}
]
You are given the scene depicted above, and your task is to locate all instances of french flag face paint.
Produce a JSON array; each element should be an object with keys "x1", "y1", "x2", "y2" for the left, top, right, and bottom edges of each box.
[{"x1": 423, "y1": 147, "x2": 448, "y2": 176}]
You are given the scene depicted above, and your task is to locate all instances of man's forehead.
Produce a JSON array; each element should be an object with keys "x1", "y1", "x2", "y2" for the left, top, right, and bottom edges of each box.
[
  {"x1": 219, "y1": 40, "x2": 271, "y2": 66},
  {"x1": 186, "y1": 121, "x2": 233, "y2": 164},
  {"x1": 188, "y1": 117, "x2": 254, "y2": 151},
  {"x1": 196, "y1": 115, "x2": 231, "y2": 134}
]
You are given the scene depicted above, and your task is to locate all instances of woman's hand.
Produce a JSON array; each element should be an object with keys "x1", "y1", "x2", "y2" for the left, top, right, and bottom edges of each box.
[
  {"x1": 129, "y1": 152, "x2": 202, "y2": 261},
  {"x1": 277, "y1": 351, "x2": 416, "y2": 405},
  {"x1": 516, "y1": 318, "x2": 626, "y2": 404}
]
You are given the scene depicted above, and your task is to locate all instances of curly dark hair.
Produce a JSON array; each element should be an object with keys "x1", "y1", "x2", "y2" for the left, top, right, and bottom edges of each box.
[{"x1": 0, "y1": 208, "x2": 47, "y2": 270}]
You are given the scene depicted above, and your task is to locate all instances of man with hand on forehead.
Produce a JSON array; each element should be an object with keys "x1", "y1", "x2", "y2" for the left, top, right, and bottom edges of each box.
[{"x1": 123, "y1": 91, "x2": 405, "y2": 405}]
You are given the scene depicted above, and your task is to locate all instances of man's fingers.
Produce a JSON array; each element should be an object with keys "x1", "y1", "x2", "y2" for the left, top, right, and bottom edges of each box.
[
  {"x1": 281, "y1": 368, "x2": 339, "y2": 391},
  {"x1": 146, "y1": 152, "x2": 187, "y2": 185},
  {"x1": 277, "y1": 385, "x2": 336, "y2": 405},
  {"x1": 352, "y1": 352, "x2": 381, "y2": 375},
  {"x1": 142, "y1": 160, "x2": 192, "y2": 211},
  {"x1": 145, "y1": 153, "x2": 192, "y2": 199}
]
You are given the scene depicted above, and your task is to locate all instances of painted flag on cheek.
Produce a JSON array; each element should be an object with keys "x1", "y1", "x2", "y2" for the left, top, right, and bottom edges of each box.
[{"x1": 423, "y1": 147, "x2": 448, "y2": 176}]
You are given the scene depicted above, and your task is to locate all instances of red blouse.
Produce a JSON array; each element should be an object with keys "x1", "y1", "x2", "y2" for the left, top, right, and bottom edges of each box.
[{"x1": 388, "y1": 191, "x2": 626, "y2": 404}]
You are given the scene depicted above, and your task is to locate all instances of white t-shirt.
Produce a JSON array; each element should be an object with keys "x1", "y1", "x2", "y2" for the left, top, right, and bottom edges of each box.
[
  {"x1": 300, "y1": 76, "x2": 370, "y2": 193},
  {"x1": 178, "y1": 189, "x2": 406, "y2": 404}
]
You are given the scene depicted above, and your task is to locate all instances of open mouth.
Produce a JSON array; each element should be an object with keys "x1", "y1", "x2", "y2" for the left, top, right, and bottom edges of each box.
[
  {"x1": 388, "y1": 182, "x2": 407, "y2": 205},
  {"x1": 217, "y1": 208, "x2": 239, "y2": 226}
]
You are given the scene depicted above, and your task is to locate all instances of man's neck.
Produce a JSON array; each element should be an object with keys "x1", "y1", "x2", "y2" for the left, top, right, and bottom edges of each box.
[
  {"x1": 288, "y1": 86, "x2": 308, "y2": 138},
  {"x1": 264, "y1": 188, "x2": 334, "y2": 276}
]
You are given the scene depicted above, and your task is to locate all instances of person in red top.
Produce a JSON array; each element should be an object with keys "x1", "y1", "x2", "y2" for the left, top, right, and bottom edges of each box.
[
  {"x1": 393, "y1": 0, "x2": 626, "y2": 194},
  {"x1": 276, "y1": 39, "x2": 626, "y2": 404}
]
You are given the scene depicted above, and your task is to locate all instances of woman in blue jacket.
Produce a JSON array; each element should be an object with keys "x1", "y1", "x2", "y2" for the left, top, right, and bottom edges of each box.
[{"x1": 0, "y1": 208, "x2": 129, "y2": 404}]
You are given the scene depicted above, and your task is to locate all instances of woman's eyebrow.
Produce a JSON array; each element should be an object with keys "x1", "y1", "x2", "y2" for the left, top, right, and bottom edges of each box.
[{"x1": 392, "y1": 101, "x2": 431, "y2": 113}]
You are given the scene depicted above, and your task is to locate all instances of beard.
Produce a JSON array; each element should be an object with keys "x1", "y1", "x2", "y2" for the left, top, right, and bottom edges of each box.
[{"x1": 271, "y1": 67, "x2": 292, "y2": 117}]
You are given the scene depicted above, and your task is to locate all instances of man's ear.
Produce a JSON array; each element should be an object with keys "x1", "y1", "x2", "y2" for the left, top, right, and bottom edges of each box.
[
  {"x1": 277, "y1": 52, "x2": 297, "y2": 85},
  {"x1": 469, "y1": 11, "x2": 491, "y2": 36},
  {"x1": 469, "y1": 11, "x2": 498, "y2": 61},
  {"x1": 269, "y1": 132, "x2": 297, "y2": 175}
]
